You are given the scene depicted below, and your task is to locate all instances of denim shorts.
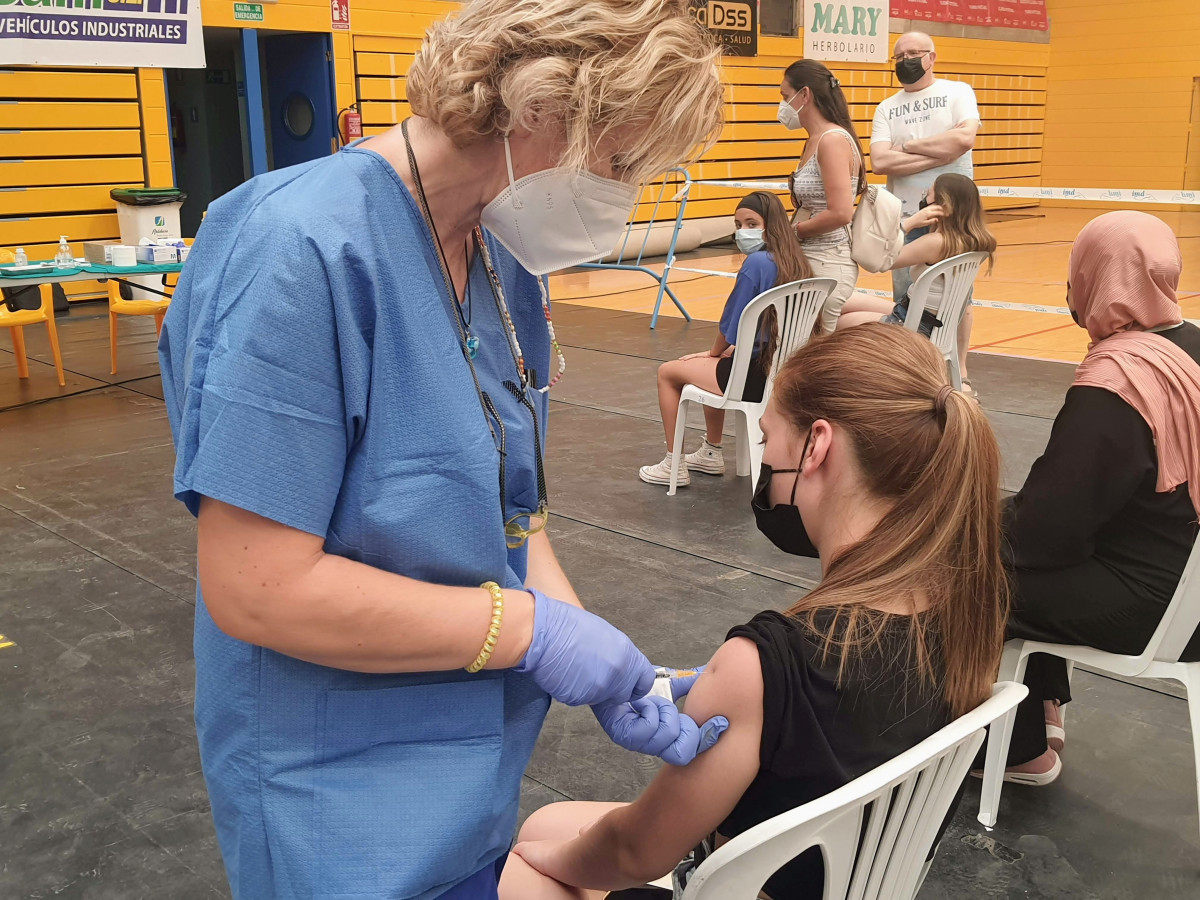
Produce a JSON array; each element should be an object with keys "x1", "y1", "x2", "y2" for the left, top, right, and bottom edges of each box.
[{"x1": 881, "y1": 296, "x2": 943, "y2": 339}]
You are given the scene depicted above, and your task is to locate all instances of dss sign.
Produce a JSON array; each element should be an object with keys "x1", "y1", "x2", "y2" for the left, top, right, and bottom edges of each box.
[{"x1": 688, "y1": 0, "x2": 757, "y2": 57}]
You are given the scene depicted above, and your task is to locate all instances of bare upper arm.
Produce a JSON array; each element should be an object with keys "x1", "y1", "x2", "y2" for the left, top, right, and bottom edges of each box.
[
  {"x1": 816, "y1": 136, "x2": 857, "y2": 220},
  {"x1": 598, "y1": 637, "x2": 765, "y2": 877},
  {"x1": 197, "y1": 497, "x2": 325, "y2": 637},
  {"x1": 894, "y1": 233, "x2": 944, "y2": 271}
]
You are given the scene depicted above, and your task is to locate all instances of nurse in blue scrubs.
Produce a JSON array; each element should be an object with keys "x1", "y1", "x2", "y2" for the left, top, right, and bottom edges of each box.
[{"x1": 158, "y1": 1, "x2": 728, "y2": 898}]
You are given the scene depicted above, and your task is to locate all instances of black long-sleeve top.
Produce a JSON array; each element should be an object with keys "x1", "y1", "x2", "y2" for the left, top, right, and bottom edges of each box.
[{"x1": 1005, "y1": 322, "x2": 1200, "y2": 605}]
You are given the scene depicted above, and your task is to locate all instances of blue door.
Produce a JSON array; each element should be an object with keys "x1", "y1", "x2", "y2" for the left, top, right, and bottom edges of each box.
[{"x1": 261, "y1": 33, "x2": 336, "y2": 171}]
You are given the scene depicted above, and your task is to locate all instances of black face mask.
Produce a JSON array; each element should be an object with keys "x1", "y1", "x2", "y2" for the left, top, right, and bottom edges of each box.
[
  {"x1": 1066, "y1": 284, "x2": 1080, "y2": 325},
  {"x1": 751, "y1": 435, "x2": 819, "y2": 558},
  {"x1": 895, "y1": 56, "x2": 926, "y2": 85},
  {"x1": 918, "y1": 196, "x2": 930, "y2": 211}
]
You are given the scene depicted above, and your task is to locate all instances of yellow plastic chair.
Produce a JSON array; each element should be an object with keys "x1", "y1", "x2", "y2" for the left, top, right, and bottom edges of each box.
[
  {"x1": 107, "y1": 238, "x2": 190, "y2": 374},
  {"x1": 1, "y1": 283, "x2": 66, "y2": 387},
  {"x1": 108, "y1": 278, "x2": 170, "y2": 375}
]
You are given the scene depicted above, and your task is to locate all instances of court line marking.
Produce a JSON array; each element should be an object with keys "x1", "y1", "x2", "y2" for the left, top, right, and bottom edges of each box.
[
  {"x1": 665, "y1": 273, "x2": 1073, "y2": 315},
  {"x1": 693, "y1": 180, "x2": 1200, "y2": 205},
  {"x1": 970, "y1": 320, "x2": 1079, "y2": 352},
  {"x1": 855, "y1": 288, "x2": 1071, "y2": 315}
]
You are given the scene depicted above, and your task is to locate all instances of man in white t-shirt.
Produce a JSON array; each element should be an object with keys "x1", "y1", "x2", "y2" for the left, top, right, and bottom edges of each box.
[{"x1": 871, "y1": 31, "x2": 981, "y2": 300}]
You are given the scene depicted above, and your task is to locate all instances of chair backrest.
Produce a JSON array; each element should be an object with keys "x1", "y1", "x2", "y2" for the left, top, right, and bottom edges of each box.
[
  {"x1": 720, "y1": 277, "x2": 838, "y2": 404},
  {"x1": 1144, "y1": 536, "x2": 1200, "y2": 664},
  {"x1": 904, "y1": 251, "x2": 989, "y2": 357},
  {"x1": 680, "y1": 682, "x2": 1028, "y2": 900},
  {"x1": 0, "y1": 283, "x2": 53, "y2": 325}
]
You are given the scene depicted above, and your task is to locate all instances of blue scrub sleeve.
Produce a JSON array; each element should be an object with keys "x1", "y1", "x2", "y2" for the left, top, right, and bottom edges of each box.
[{"x1": 174, "y1": 220, "x2": 355, "y2": 538}]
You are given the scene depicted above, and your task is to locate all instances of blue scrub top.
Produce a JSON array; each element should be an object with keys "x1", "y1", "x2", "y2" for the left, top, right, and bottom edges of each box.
[
  {"x1": 159, "y1": 145, "x2": 553, "y2": 899},
  {"x1": 718, "y1": 250, "x2": 778, "y2": 347}
]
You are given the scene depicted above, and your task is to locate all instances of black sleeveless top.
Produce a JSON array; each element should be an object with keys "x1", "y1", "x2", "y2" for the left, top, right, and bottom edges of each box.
[{"x1": 719, "y1": 609, "x2": 952, "y2": 899}]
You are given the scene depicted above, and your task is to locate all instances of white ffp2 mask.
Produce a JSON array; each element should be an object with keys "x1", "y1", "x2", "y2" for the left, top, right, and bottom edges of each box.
[
  {"x1": 480, "y1": 137, "x2": 639, "y2": 276},
  {"x1": 777, "y1": 96, "x2": 805, "y2": 131}
]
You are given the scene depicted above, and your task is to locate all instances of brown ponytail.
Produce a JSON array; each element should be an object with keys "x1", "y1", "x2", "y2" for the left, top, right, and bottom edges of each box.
[{"x1": 771, "y1": 324, "x2": 1008, "y2": 716}]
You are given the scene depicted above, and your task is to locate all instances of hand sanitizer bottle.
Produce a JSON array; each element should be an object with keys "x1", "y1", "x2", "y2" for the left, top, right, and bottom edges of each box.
[
  {"x1": 55, "y1": 236, "x2": 72, "y2": 266},
  {"x1": 15, "y1": 247, "x2": 27, "y2": 267}
]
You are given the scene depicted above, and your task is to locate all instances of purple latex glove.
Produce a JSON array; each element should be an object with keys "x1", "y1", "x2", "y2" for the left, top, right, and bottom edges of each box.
[
  {"x1": 514, "y1": 589, "x2": 655, "y2": 707},
  {"x1": 593, "y1": 695, "x2": 728, "y2": 766}
]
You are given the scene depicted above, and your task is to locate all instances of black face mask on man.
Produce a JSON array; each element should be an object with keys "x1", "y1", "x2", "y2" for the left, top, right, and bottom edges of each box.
[
  {"x1": 895, "y1": 56, "x2": 927, "y2": 85},
  {"x1": 750, "y1": 433, "x2": 820, "y2": 558}
]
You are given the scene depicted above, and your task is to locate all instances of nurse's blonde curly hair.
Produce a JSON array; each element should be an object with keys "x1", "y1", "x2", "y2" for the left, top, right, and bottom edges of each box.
[{"x1": 407, "y1": 0, "x2": 724, "y2": 185}]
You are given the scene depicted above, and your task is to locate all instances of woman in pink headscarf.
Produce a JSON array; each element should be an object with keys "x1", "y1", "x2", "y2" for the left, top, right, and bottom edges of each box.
[{"x1": 999, "y1": 210, "x2": 1200, "y2": 784}]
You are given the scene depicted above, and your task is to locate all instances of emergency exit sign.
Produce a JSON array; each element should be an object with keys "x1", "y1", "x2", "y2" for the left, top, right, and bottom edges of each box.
[{"x1": 234, "y1": 3, "x2": 264, "y2": 21}]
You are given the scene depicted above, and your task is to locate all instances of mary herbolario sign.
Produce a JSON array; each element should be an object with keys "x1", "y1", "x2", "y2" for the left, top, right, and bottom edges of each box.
[
  {"x1": 689, "y1": 0, "x2": 757, "y2": 57},
  {"x1": 805, "y1": 1, "x2": 888, "y2": 63}
]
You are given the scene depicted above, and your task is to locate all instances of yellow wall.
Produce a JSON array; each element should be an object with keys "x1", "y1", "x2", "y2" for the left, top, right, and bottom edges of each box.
[
  {"x1": 1, "y1": 0, "x2": 1050, "y2": 298},
  {"x1": 1042, "y1": 0, "x2": 1200, "y2": 193},
  {"x1": 0, "y1": 67, "x2": 148, "y2": 299},
  {"x1": 353, "y1": 28, "x2": 1050, "y2": 220},
  {"x1": 686, "y1": 34, "x2": 1048, "y2": 219}
]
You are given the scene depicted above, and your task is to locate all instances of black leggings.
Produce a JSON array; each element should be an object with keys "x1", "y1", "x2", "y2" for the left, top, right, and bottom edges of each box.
[{"x1": 1006, "y1": 559, "x2": 1200, "y2": 765}]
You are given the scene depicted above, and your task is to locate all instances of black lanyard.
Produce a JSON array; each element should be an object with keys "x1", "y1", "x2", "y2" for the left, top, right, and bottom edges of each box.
[{"x1": 400, "y1": 120, "x2": 548, "y2": 534}]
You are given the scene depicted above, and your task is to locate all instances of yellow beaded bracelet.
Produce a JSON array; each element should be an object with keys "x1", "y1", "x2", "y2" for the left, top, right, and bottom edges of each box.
[{"x1": 466, "y1": 581, "x2": 505, "y2": 674}]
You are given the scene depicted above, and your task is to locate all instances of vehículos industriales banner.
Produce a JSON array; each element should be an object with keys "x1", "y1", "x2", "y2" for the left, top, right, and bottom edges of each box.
[{"x1": 0, "y1": 0, "x2": 205, "y2": 68}]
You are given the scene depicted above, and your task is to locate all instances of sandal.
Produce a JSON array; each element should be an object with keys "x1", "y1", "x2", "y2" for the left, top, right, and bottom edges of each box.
[{"x1": 960, "y1": 379, "x2": 981, "y2": 403}]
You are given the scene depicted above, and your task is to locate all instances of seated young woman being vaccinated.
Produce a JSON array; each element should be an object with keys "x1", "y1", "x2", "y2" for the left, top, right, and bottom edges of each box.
[
  {"x1": 507, "y1": 325, "x2": 1009, "y2": 899},
  {"x1": 639, "y1": 191, "x2": 811, "y2": 486},
  {"x1": 837, "y1": 173, "x2": 995, "y2": 396}
]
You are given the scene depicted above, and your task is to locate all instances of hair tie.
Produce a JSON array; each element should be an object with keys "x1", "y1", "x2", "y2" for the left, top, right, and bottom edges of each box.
[{"x1": 934, "y1": 384, "x2": 954, "y2": 414}]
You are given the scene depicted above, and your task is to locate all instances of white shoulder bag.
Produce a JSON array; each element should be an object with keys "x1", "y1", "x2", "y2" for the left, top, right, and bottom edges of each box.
[{"x1": 849, "y1": 184, "x2": 905, "y2": 273}]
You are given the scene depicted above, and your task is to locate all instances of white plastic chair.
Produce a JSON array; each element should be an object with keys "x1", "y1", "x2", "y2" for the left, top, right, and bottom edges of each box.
[
  {"x1": 979, "y1": 538, "x2": 1200, "y2": 836},
  {"x1": 666, "y1": 277, "x2": 836, "y2": 497},
  {"x1": 901, "y1": 250, "x2": 988, "y2": 390},
  {"x1": 674, "y1": 682, "x2": 1027, "y2": 900}
]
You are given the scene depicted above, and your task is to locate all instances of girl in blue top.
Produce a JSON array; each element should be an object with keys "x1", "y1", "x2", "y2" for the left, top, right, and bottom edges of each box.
[{"x1": 640, "y1": 191, "x2": 812, "y2": 486}]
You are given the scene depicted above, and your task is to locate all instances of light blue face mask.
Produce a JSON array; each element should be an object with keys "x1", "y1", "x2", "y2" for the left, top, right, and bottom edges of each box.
[{"x1": 735, "y1": 228, "x2": 765, "y2": 254}]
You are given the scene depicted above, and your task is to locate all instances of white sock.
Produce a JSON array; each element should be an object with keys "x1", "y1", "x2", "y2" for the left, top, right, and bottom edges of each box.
[{"x1": 703, "y1": 438, "x2": 722, "y2": 450}]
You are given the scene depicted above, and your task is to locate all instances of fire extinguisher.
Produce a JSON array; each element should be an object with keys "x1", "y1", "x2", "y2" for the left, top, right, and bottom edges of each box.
[{"x1": 339, "y1": 105, "x2": 363, "y2": 145}]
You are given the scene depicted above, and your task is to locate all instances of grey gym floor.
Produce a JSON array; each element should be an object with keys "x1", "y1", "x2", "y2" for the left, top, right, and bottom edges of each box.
[{"x1": 2, "y1": 300, "x2": 1197, "y2": 898}]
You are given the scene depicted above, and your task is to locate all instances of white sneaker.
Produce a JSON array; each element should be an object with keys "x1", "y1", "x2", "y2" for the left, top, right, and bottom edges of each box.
[
  {"x1": 639, "y1": 455, "x2": 689, "y2": 486},
  {"x1": 685, "y1": 441, "x2": 725, "y2": 475}
]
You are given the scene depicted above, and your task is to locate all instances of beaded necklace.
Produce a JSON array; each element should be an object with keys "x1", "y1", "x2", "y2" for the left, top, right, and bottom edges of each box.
[
  {"x1": 402, "y1": 119, "x2": 552, "y2": 539},
  {"x1": 402, "y1": 118, "x2": 565, "y2": 392}
]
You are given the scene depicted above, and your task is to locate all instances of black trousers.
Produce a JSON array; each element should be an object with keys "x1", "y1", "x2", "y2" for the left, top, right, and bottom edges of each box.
[{"x1": 1005, "y1": 559, "x2": 1200, "y2": 765}]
